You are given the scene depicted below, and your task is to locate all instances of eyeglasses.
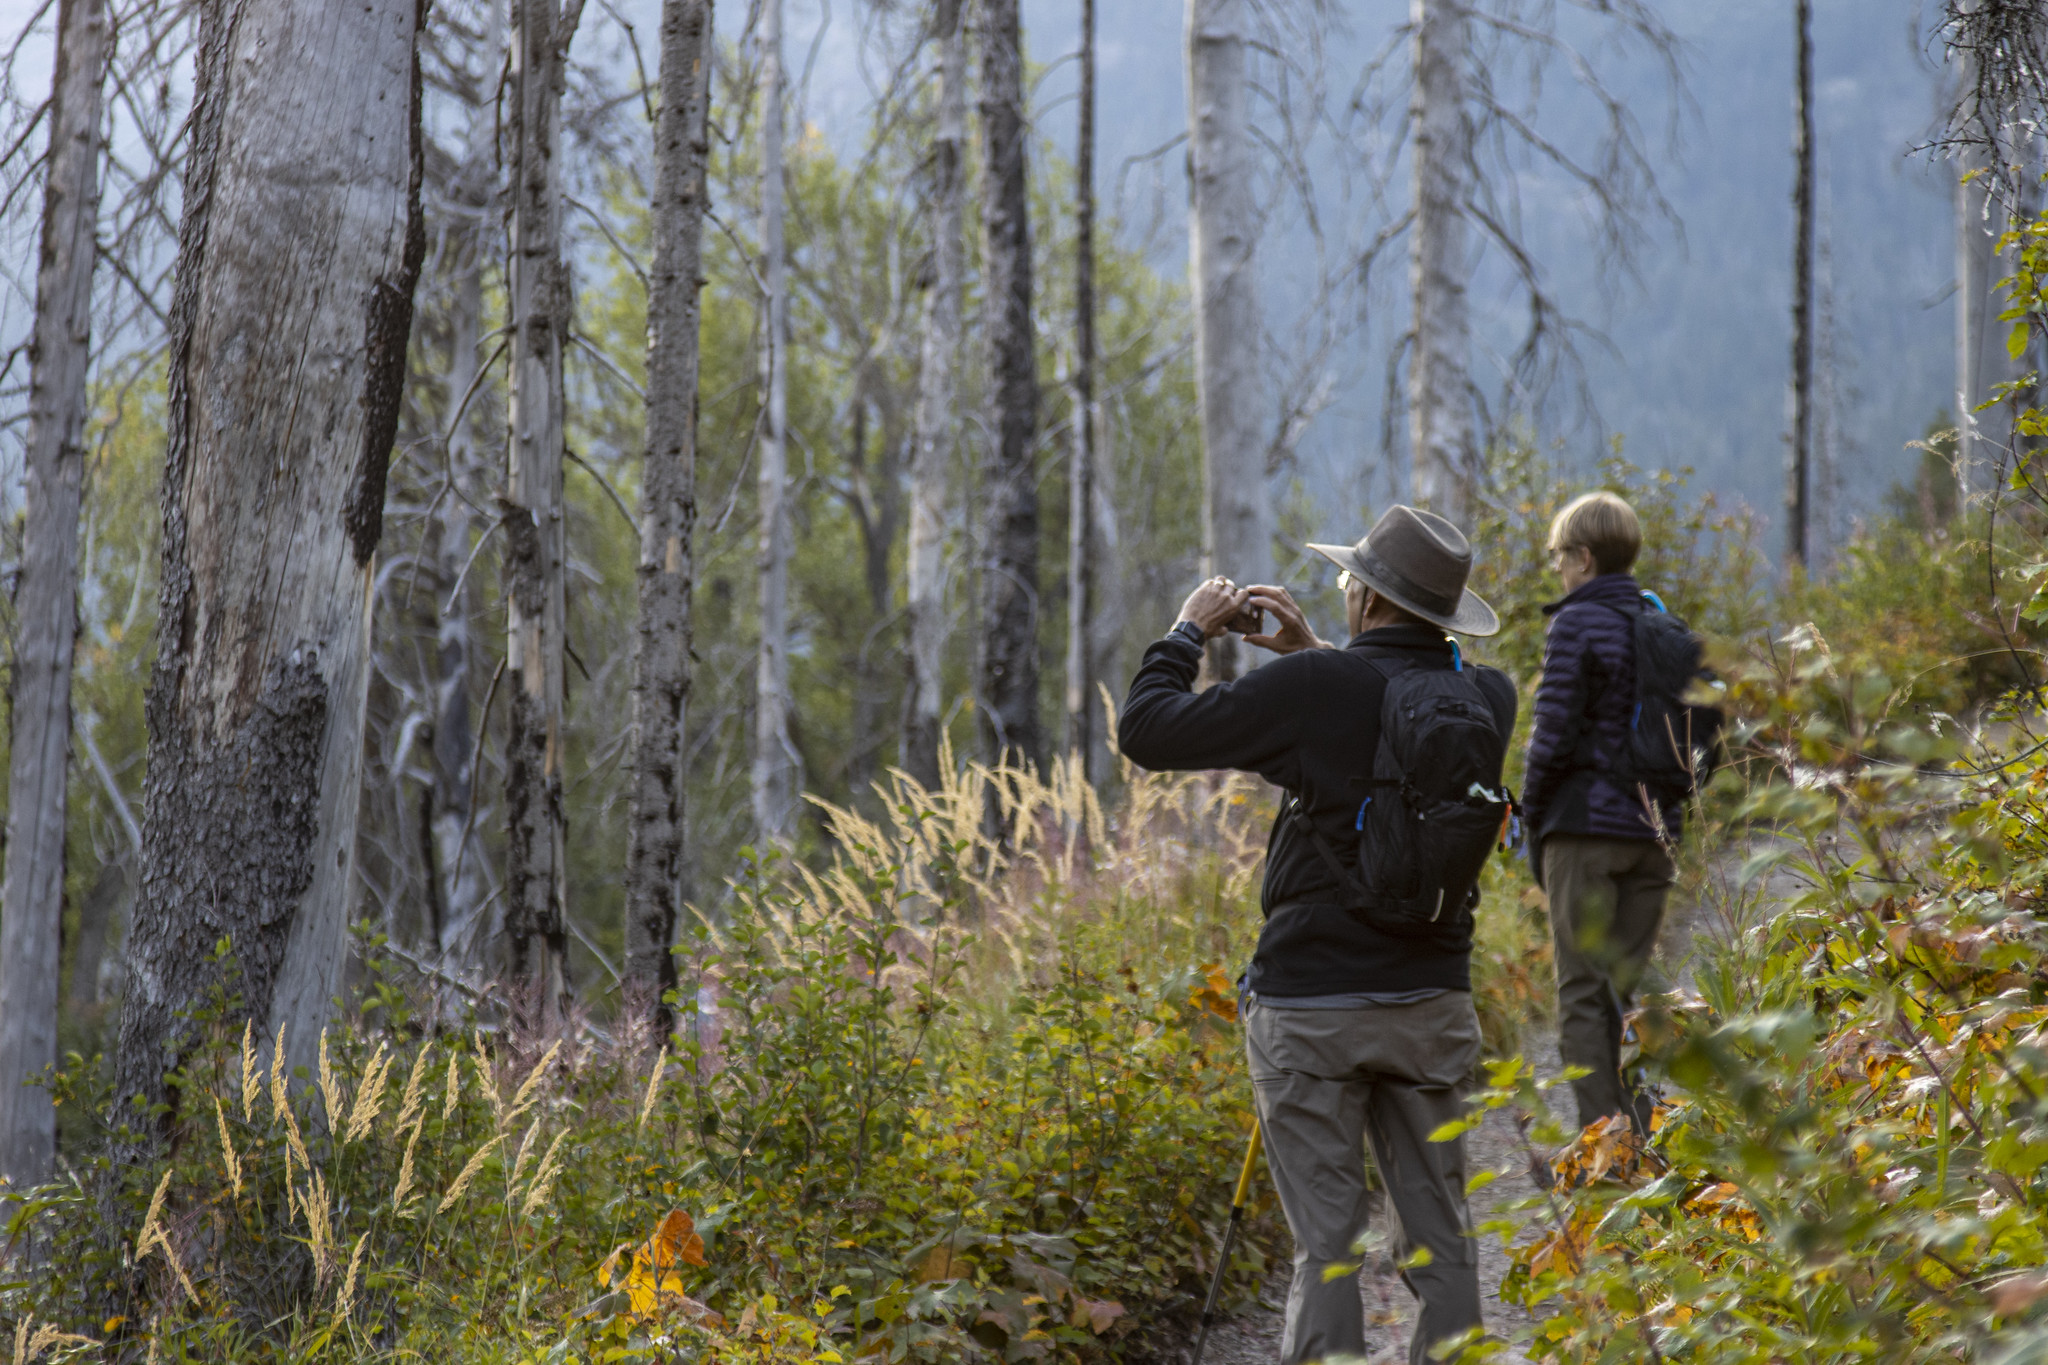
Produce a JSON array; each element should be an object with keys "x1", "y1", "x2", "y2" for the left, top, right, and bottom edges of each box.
[{"x1": 1338, "y1": 569, "x2": 1358, "y2": 592}]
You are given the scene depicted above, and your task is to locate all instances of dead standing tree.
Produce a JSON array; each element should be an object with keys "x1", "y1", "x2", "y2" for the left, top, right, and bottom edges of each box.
[
  {"x1": 1186, "y1": 0, "x2": 1269, "y2": 678},
  {"x1": 1787, "y1": 0, "x2": 1814, "y2": 566},
  {"x1": 1407, "y1": 0, "x2": 1475, "y2": 526},
  {"x1": 976, "y1": 0, "x2": 1042, "y2": 776},
  {"x1": 1348, "y1": 0, "x2": 1678, "y2": 521},
  {"x1": 422, "y1": 0, "x2": 504, "y2": 981},
  {"x1": 0, "y1": 0, "x2": 110, "y2": 1190},
  {"x1": 503, "y1": 0, "x2": 581, "y2": 1032},
  {"x1": 114, "y1": 0, "x2": 424, "y2": 1123},
  {"x1": 752, "y1": 0, "x2": 795, "y2": 846},
  {"x1": 624, "y1": 0, "x2": 715, "y2": 1031},
  {"x1": 1065, "y1": 0, "x2": 1098, "y2": 760},
  {"x1": 904, "y1": 0, "x2": 966, "y2": 790}
]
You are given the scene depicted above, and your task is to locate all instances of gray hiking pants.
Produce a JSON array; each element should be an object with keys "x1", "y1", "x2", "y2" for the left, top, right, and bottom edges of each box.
[
  {"x1": 1542, "y1": 834, "x2": 1675, "y2": 1131},
  {"x1": 1244, "y1": 992, "x2": 1483, "y2": 1365}
]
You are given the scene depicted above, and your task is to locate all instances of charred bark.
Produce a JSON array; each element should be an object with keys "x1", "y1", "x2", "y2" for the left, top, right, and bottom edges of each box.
[
  {"x1": 1786, "y1": 0, "x2": 1814, "y2": 567},
  {"x1": 624, "y1": 0, "x2": 713, "y2": 1033},
  {"x1": 1, "y1": 0, "x2": 109, "y2": 1189},
  {"x1": 904, "y1": 0, "x2": 966, "y2": 790},
  {"x1": 976, "y1": 0, "x2": 1043, "y2": 774},
  {"x1": 1065, "y1": 0, "x2": 1098, "y2": 768},
  {"x1": 503, "y1": 0, "x2": 578, "y2": 1031},
  {"x1": 115, "y1": 0, "x2": 426, "y2": 1129}
]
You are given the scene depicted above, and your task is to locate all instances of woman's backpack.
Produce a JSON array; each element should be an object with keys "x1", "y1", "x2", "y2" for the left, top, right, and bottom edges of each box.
[
  {"x1": 1604, "y1": 594, "x2": 1725, "y2": 797},
  {"x1": 1294, "y1": 654, "x2": 1514, "y2": 939}
]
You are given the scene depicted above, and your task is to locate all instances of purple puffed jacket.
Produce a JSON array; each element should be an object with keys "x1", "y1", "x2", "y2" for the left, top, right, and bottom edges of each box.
[{"x1": 1522, "y1": 572, "x2": 1682, "y2": 861}]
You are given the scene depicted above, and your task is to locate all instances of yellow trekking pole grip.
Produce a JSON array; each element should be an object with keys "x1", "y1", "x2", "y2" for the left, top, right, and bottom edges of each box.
[{"x1": 1232, "y1": 1120, "x2": 1264, "y2": 1210}]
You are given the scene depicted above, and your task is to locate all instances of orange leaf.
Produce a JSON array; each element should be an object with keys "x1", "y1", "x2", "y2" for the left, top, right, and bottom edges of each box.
[{"x1": 649, "y1": 1207, "x2": 707, "y2": 1269}]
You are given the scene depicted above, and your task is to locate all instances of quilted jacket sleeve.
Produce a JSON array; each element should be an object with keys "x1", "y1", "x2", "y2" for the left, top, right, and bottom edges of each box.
[{"x1": 1522, "y1": 608, "x2": 1591, "y2": 834}]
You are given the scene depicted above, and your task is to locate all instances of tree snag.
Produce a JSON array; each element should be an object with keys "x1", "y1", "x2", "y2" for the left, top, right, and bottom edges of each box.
[{"x1": 115, "y1": 0, "x2": 426, "y2": 1129}]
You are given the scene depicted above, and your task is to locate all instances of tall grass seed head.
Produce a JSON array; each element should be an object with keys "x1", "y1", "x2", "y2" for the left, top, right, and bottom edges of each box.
[
  {"x1": 343, "y1": 1041, "x2": 392, "y2": 1144},
  {"x1": 436, "y1": 1134, "x2": 503, "y2": 1215},
  {"x1": 318, "y1": 1029, "x2": 342, "y2": 1133},
  {"x1": 240, "y1": 1019, "x2": 258, "y2": 1121}
]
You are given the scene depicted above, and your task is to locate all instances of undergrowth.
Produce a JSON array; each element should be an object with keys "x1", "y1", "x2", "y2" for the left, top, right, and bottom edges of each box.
[
  {"x1": 0, "y1": 752, "x2": 1293, "y2": 1365},
  {"x1": 1480, "y1": 610, "x2": 2048, "y2": 1363}
]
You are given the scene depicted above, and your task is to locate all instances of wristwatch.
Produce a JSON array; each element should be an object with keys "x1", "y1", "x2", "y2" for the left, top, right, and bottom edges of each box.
[{"x1": 1167, "y1": 620, "x2": 1206, "y2": 649}]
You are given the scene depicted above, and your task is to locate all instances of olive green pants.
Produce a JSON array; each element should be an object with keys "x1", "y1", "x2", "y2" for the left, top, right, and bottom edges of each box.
[
  {"x1": 1542, "y1": 834, "x2": 1675, "y2": 1131},
  {"x1": 1245, "y1": 992, "x2": 1483, "y2": 1365}
]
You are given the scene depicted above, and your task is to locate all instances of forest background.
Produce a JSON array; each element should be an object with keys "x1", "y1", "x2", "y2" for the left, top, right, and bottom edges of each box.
[{"x1": 0, "y1": 0, "x2": 2043, "y2": 1362}]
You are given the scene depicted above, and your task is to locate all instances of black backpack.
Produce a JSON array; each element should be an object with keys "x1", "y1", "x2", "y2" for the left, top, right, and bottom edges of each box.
[
  {"x1": 1295, "y1": 655, "x2": 1515, "y2": 939},
  {"x1": 1603, "y1": 594, "x2": 1724, "y2": 797}
]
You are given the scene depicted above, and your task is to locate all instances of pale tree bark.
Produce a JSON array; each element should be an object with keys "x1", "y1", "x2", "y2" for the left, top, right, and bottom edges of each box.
[
  {"x1": 430, "y1": 256, "x2": 491, "y2": 970},
  {"x1": 114, "y1": 0, "x2": 424, "y2": 1125},
  {"x1": 753, "y1": 0, "x2": 796, "y2": 844},
  {"x1": 1064, "y1": 0, "x2": 1098, "y2": 769},
  {"x1": 1086, "y1": 424, "x2": 1123, "y2": 779},
  {"x1": 624, "y1": 0, "x2": 713, "y2": 1032},
  {"x1": 1408, "y1": 0, "x2": 1477, "y2": 527},
  {"x1": 1185, "y1": 0, "x2": 1268, "y2": 682},
  {"x1": 1786, "y1": 0, "x2": 1814, "y2": 567},
  {"x1": 904, "y1": 0, "x2": 966, "y2": 791},
  {"x1": 429, "y1": 12, "x2": 502, "y2": 979},
  {"x1": 977, "y1": 0, "x2": 1043, "y2": 773},
  {"x1": 503, "y1": 0, "x2": 579, "y2": 1031},
  {"x1": 0, "y1": 0, "x2": 109, "y2": 1190}
]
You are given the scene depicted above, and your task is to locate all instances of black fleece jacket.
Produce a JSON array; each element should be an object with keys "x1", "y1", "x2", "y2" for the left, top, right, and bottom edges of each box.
[{"x1": 1117, "y1": 623, "x2": 1517, "y2": 997}]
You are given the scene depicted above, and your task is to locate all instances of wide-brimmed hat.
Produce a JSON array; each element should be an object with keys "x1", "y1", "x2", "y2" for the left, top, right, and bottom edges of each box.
[{"x1": 1307, "y1": 505, "x2": 1500, "y2": 637}]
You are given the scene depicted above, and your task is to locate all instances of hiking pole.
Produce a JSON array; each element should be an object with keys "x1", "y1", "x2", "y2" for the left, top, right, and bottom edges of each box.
[{"x1": 1190, "y1": 1119, "x2": 1263, "y2": 1365}]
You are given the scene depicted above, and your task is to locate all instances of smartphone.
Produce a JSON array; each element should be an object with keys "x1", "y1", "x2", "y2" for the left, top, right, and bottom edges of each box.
[{"x1": 1227, "y1": 603, "x2": 1264, "y2": 635}]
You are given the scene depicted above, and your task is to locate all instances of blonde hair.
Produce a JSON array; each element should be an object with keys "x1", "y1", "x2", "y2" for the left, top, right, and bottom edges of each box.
[{"x1": 1548, "y1": 491, "x2": 1641, "y2": 575}]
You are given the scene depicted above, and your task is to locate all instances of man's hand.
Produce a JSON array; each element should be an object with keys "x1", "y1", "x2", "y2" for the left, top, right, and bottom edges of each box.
[
  {"x1": 1241, "y1": 586, "x2": 1330, "y2": 655},
  {"x1": 1175, "y1": 577, "x2": 1253, "y2": 640}
]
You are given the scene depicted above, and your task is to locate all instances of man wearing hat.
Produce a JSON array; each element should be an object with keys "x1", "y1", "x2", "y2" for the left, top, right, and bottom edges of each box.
[{"x1": 1118, "y1": 506, "x2": 1516, "y2": 1365}]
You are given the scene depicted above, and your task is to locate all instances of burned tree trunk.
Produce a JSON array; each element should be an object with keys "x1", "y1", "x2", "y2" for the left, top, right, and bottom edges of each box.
[
  {"x1": 904, "y1": 0, "x2": 966, "y2": 790},
  {"x1": 1065, "y1": 0, "x2": 1098, "y2": 767},
  {"x1": 753, "y1": 0, "x2": 796, "y2": 845},
  {"x1": 115, "y1": 0, "x2": 425, "y2": 1124},
  {"x1": 624, "y1": 0, "x2": 714, "y2": 1031},
  {"x1": 976, "y1": 0, "x2": 1043, "y2": 773},
  {"x1": 1786, "y1": 0, "x2": 1814, "y2": 567},
  {"x1": 503, "y1": 0, "x2": 578, "y2": 1030},
  {"x1": 1185, "y1": 0, "x2": 1268, "y2": 683},
  {"x1": 0, "y1": 0, "x2": 108, "y2": 1189},
  {"x1": 1408, "y1": 0, "x2": 1476, "y2": 526}
]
